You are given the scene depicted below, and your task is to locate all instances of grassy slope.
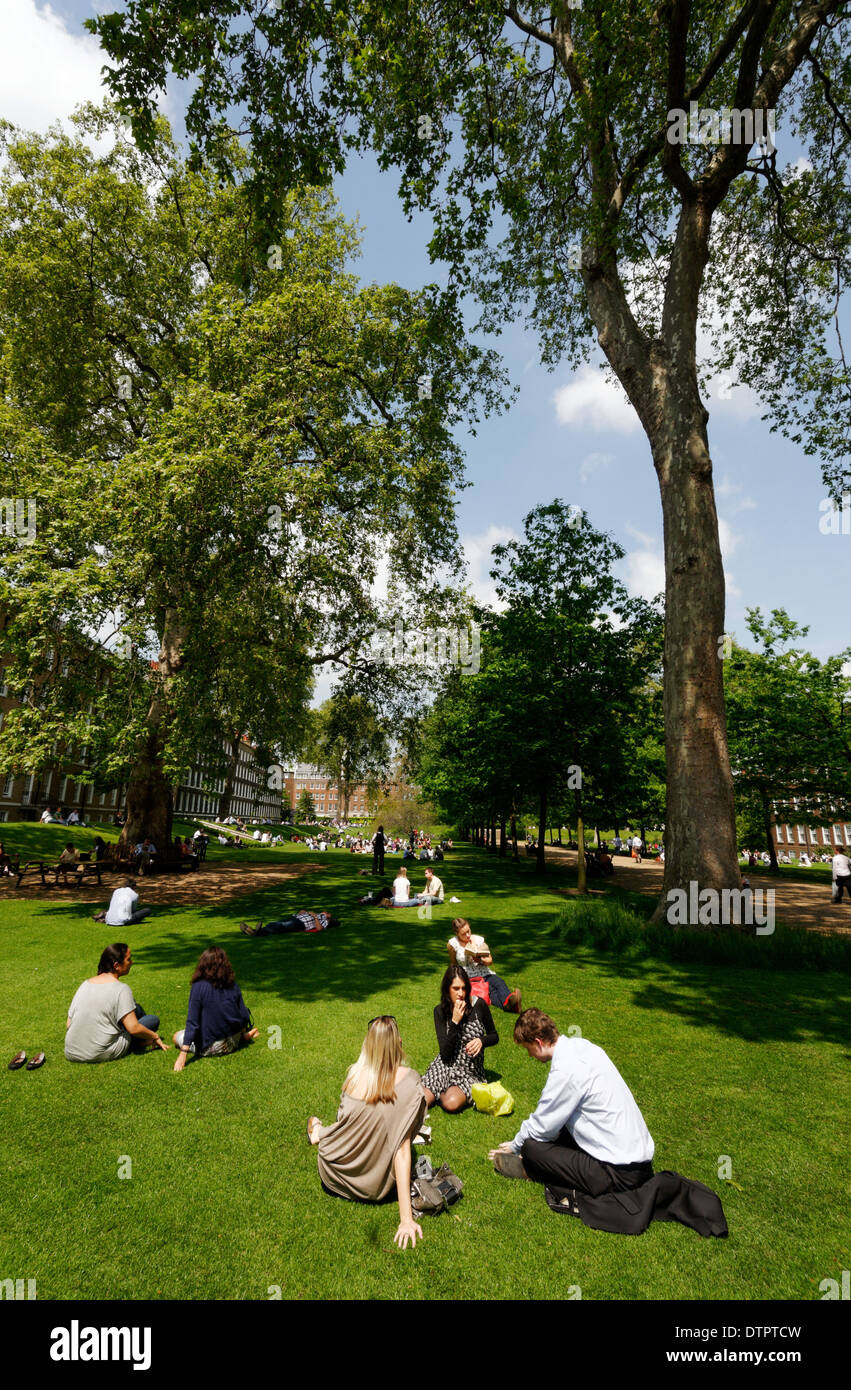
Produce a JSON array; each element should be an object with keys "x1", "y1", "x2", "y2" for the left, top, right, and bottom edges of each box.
[{"x1": 0, "y1": 840, "x2": 847, "y2": 1301}]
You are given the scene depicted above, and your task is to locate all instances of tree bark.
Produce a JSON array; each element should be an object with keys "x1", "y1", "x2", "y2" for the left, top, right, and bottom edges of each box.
[
  {"x1": 499, "y1": 816, "x2": 507, "y2": 857},
  {"x1": 217, "y1": 732, "x2": 241, "y2": 820},
  {"x1": 536, "y1": 783, "x2": 547, "y2": 874},
  {"x1": 510, "y1": 812, "x2": 518, "y2": 860},
  {"x1": 588, "y1": 194, "x2": 742, "y2": 923},
  {"x1": 120, "y1": 606, "x2": 187, "y2": 851},
  {"x1": 761, "y1": 787, "x2": 779, "y2": 872},
  {"x1": 576, "y1": 798, "x2": 587, "y2": 894}
]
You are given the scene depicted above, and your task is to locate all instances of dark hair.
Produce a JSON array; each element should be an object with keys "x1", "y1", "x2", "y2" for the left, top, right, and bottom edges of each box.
[
  {"x1": 98, "y1": 943, "x2": 129, "y2": 974},
  {"x1": 440, "y1": 964, "x2": 471, "y2": 1019},
  {"x1": 191, "y1": 946, "x2": 236, "y2": 990},
  {"x1": 513, "y1": 1008, "x2": 560, "y2": 1046}
]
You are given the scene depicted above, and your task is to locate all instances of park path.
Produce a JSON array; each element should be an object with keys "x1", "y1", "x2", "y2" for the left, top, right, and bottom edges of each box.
[
  {"x1": 0, "y1": 860, "x2": 322, "y2": 907},
  {"x1": 541, "y1": 845, "x2": 850, "y2": 934}
]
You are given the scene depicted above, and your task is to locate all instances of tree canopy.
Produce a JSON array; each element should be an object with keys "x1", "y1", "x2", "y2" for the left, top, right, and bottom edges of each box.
[
  {"x1": 88, "y1": 0, "x2": 851, "y2": 908},
  {"x1": 0, "y1": 107, "x2": 501, "y2": 844}
]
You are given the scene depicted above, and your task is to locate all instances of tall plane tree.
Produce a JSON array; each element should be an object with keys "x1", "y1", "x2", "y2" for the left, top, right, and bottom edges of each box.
[
  {"x1": 90, "y1": 0, "x2": 851, "y2": 912},
  {"x1": 0, "y1": 109, "x2": 500, "y2": 846}
]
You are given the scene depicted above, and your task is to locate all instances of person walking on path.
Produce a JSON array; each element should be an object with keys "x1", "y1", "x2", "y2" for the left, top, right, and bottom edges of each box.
[{"x1": 831, "y1": 848, "x2": 851, "y2": 903}]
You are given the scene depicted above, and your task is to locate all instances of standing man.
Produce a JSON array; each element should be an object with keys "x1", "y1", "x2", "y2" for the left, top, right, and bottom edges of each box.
[
  {"x1": 488, "y1": 1009, "x2": 654, "y2": 1199},
  {"x1": 372, "y1": 823, "x2": 386, "y2": 876},
  {"x1": 631, "y1": 833, "x2": 643, "y2": 864},
  {"x1": 831, "y1": 846, "x2": 851, "y2": 902}
]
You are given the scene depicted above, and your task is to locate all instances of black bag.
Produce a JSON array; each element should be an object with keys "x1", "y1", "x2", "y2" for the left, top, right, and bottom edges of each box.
[{"x1": 410, "y1": 1161, "x2": 464, "y2": 1215}]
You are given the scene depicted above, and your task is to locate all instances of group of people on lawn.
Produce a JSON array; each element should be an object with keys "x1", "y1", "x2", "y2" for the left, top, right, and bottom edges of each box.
[{"x1": 60, "y1": 836, "x2": 726, "y2": 1251}]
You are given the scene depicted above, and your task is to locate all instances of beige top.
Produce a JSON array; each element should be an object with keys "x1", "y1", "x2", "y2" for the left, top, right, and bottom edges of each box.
[{"x1": 316, "y1": 1068, "x2": 426, "y2": 1202}]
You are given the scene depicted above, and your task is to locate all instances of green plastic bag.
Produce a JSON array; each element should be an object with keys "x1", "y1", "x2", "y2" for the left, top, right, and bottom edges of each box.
[{"x1": 471, "y1": 1080, "x2": 514, "y2": 1116}]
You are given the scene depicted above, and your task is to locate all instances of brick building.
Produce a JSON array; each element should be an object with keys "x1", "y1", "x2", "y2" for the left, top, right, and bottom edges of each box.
[
  {"x1": 771, "y1": 813, "x2": 851, "y2": 859},
  {"x1": 284, "y1": 763, "x2": 372, "y2": 820}
]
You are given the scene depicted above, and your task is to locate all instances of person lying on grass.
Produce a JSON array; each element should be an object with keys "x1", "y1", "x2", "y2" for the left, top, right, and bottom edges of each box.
[
  {"x1": 488, "y1": 1008, "x2": 653, "y2": 1191},
  {"x1": 65, "y1": 943, "x2": 168, "y2": 1063},
  {"x1": 307, "y1": 1015, "x2": 426, "y2": 1251},
  {"x1": 422, "y1": 966, "x2": 498, "y2": 1113},
  {"x1": 448, "y1": 919, "x2": 521, "y2": 1013},
  {"x1": 239, "y1": 909, "x2": 340, "y2": 936},
  {"x1": 173, "y1": 947, "x2": 258, "y2": 1073}
]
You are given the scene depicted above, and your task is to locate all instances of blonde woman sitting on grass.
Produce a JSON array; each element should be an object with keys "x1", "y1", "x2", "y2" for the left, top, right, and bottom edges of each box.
[{"x1": 307, "y1": 1015, "x2": 427, "y2": 1250}]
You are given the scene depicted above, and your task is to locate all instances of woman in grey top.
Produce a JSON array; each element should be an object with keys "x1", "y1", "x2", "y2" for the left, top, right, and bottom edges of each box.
[{"x1": 65, "y1": 943, "x2": 169, "y2": 1063}]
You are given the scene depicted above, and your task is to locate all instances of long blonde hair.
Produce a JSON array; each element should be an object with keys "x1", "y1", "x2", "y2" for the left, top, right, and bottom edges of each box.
[{"x1": 343, "y1": 1016, "x2": 405, "y2": 1105}]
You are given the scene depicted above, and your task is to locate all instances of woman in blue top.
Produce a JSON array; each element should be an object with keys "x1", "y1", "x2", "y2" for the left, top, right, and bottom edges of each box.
[{"x1": 173, "y1": 946, "x2": 258, "y2": 1073}]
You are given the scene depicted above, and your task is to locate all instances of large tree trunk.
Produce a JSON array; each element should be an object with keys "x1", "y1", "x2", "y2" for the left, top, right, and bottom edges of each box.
[
  {"x1": 589, "y1": 197, "x2": 741, "y2": 924},
  {"x1": 120, "y1": 607, "x2": 187, "y2": 852},
  {"x1": 218, "y1": 732, "x2": 241, "y2": 820},
  {"x1": 653, "y1": 407, "x2": 740, "y2": 914},
  {"x1": 536, "y1": 784, "x2": 547, "y2": 874},
  {"x1": 761, "y1": 787, "x2": 779, "y2": 872},
  {"x1": 576, "y1": 799, "x2": 587, "y2": 894},
  {"x1": 499, "y1": 816, "x2": 507, "y2": 857},
  {"x1": 510, "y1": 812, "x2": 518, "y2": 860}
]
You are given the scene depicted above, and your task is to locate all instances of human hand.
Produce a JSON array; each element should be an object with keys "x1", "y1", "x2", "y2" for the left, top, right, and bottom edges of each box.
[
  {"x1": 488, "y1": 1142, "x2": 514, "y2": 1160},
  {"x1": 154, "y1": 1035, "x2": 170, "y2": 1051},
  {"x1": 451, "y1": 999, "x2": 466, "y2": 1025},
  {"x1": 307, "y1": 1117, "x2": 322, "y2": 1145},
  {"x1": 245, "y1": 1027, "x2": 259, "y2": 1042},
  {"x1": 465, "y1": 1038, "x2": 483, "y2": 1057},
  {"x1": 394, "y1": 1218, "x2": 423, "y2": 1250}
]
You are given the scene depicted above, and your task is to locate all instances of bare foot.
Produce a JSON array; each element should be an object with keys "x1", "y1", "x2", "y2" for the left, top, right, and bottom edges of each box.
[{"x1": 307, "y1": 1117, "x2": 322, "y2": 1145}]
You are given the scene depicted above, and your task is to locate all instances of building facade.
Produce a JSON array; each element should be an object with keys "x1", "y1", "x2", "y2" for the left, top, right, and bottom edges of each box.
[
  {"x1": 284, "y1": 763, "x2": 373, "y2": 820},
  {"x1": 0, "y1": 678, "x2": 280, "y2": 824},
  {"x1": 771, "y1": 815, "x2": 851, "y2": 858}
]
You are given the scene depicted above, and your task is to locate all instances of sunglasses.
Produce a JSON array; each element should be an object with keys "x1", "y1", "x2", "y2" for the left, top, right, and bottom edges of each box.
[{"x1": 367, "y1": 1015, "x2": 397, "y2": 1030}]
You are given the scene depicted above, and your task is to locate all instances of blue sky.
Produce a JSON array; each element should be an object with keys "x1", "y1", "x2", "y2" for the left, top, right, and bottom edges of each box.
[{"x1": 6, "y1": 0, "x2": 849, "y2": 665}]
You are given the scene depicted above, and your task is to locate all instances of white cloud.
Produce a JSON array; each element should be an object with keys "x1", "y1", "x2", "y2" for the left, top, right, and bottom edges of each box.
[
  {"x1": 553, "y1": 366, "x2": 641, "y2": 434},
  {"x1": 460, "y1": 524, "x2": 518, "y2": 612},
  {"x1": 579, "y1": 451, "x2": 615, "y2": 483},
  {"x1": 717, "y1": 516, "x2": 739, "y2": 559},
  {"x1": 0, "y1": 1, "x2": 108, "y2": 134},
  {"x1": 622, "y1": 547, "x2": 665, "y2": 601},
  {"x1": 716, "y1": 475, "x2": 757, "y2": 512}
]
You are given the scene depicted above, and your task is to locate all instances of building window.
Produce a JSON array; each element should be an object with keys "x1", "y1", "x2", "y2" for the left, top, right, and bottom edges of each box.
[
  {"x1": 775, "y1": 823, "x2": 784, "y2": 843},
  {"x1": 1, "y1": 774, "x2": 13, "y2": 799},
  {"x1": 797, "y1": 825, "x2": 805, "y2": 844}
]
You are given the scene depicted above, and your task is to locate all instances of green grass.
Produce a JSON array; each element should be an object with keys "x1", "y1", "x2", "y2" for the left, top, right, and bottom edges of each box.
[{"x1": 0, "y1": 839, "x2": 848, "y2": 1301}]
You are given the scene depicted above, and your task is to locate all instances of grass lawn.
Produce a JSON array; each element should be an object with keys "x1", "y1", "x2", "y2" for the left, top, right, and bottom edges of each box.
[{"x1": 0, "y1": 839, "x2": 848, "y2": 1301}]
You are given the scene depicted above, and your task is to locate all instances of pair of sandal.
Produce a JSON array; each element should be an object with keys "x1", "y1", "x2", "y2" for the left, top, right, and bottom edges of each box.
[{"x1": 8, "y1": 1051, "x2": 45, "y2": 1071}]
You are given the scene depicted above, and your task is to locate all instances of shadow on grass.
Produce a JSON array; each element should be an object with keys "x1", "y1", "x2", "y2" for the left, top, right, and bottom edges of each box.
[
  {"x1": 23, "y1": 843, "x2": 849, "y2": 1050},
  {"x1": 562, "y1": 943, "x2": 850, "y2": 1049}
]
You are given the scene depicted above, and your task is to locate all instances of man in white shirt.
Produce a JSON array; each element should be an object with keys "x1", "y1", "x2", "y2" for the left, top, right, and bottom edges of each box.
[
  {"x1": 831, "y1": 849, "x2": 851, "y2": 902},
  {"x1": 419, "y1": 868, "x2": 445, "y2": 903},
  {"x1": 488, "y1": 1009, "x2": 654, "y2": 1198},
  {"x1": 104, "y1": 879, "x2": 151, "y2": 927}
]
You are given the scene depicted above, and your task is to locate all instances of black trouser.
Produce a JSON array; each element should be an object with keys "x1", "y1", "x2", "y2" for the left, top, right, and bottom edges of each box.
[
  {"x1": 833, "y1": 874, "x2": 851, "y2": 901},
  {"x1": 521, "y1": 1126, "x2": 653, "y2": 1200},
  {"x1": 373, "y1": 850, "x2": 384, "y2": 874}
]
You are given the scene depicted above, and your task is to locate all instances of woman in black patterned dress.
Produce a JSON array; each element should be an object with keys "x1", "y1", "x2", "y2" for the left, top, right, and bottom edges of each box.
[{"x1": 421, "y1": 966, "x2": 498, "y2": 1112}]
